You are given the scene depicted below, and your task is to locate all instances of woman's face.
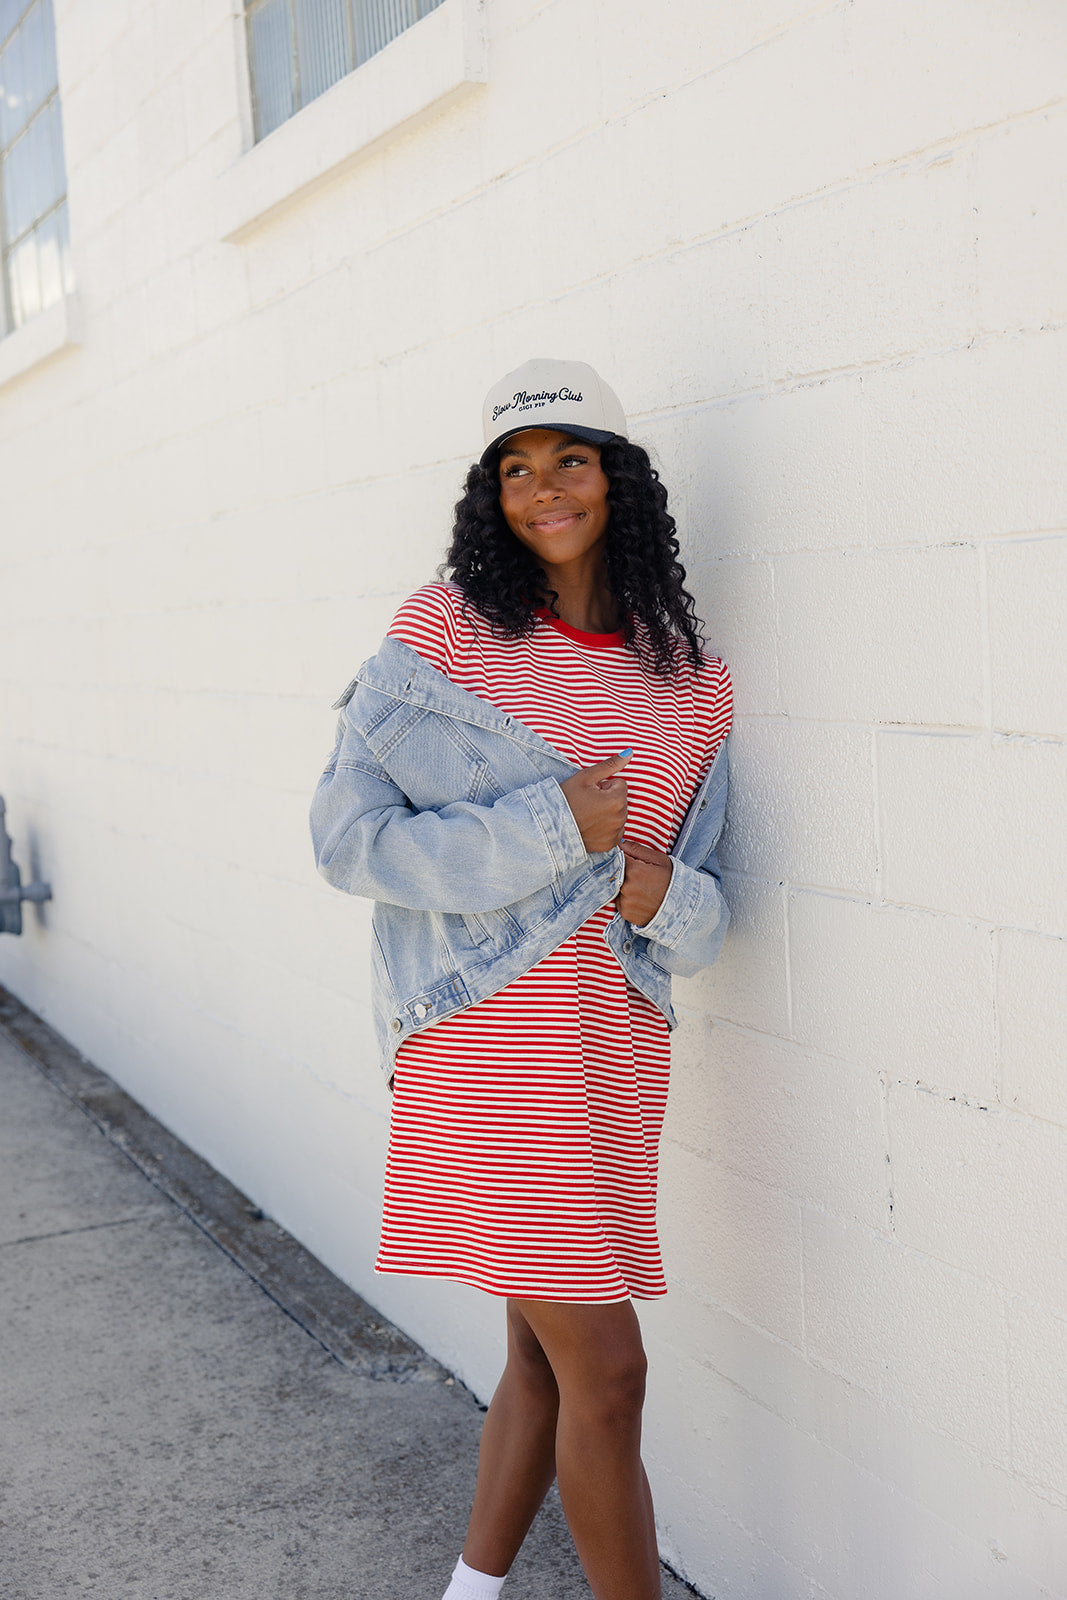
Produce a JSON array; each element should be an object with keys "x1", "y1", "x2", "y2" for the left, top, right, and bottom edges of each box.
[{"x1": 497, "y1": 428, "x2": 611, "y2": 572}]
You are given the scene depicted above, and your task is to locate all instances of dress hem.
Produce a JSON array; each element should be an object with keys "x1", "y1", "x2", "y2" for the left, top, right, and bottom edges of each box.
[{"x1": 373, "y1": 1263, "x2": 667, "y2": 1304}]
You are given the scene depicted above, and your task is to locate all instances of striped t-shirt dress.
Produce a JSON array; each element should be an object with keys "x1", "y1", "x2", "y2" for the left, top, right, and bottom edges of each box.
[{"x1": 374, "y1": 582, "x2": 732, "y2": 1303}]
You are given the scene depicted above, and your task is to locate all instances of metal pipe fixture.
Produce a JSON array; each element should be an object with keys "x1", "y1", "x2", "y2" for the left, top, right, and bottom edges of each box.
[{"x1": 0, "y1": 795, "x2": 52, "y2": 935}]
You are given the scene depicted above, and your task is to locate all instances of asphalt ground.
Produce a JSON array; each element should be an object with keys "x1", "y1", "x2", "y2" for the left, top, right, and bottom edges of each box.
[{"x1": 0, "y1": 989, "x2": 696, "y2": 1600}]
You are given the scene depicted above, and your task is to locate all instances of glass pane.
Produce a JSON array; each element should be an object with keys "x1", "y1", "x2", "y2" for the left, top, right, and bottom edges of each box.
[
  {"x1": 0, "y1": 134, "x2": 27, "y2": 238},
  {"x1": 35, "y1": 201, "x2": 60, "y2": 308},
  {"x1": 18, "y1": 0, "x2": 51, "y2": 120},
  {"x1": 360, "y1": 0, "x2": 421, "y2": 63},
  {"x1": 249, "y1": 0, "x2": 295, "y2": 140},
  {"x1": 38, "y1": 0, "x2": 56, "y2": 93},
  {"x1": 2, "y1": 97, "x2": 62, "y2": 241},
  {"x1": 47, "y1": 81, "x2": 65, "y2": 187},
  {"x1": 8, "y1": 224, "x2": 40, "y2": 326},
  {"x1": 0, "y1": 0, "x2": 26, "y2": 51},
  {"x1": 0, "y1": 25, "x2": 25, "y2": 146},
  {"x1": 294, "y1": 0, "x2": 350, "y2": 106},
  {"x1": 0, "y1": 0, "x2": 55, "y2": 148},
  {"x1": 249, "y1": 0, "x2": 445, "y2": 138}
]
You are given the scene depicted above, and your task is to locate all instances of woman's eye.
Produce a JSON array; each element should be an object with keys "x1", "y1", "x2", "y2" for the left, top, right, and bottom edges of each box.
[{"x1": 561, "y1": 454, "x2": 587, "y2": 467}]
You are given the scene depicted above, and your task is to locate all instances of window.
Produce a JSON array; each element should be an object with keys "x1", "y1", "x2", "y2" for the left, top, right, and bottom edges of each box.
[
  {"x1": 245, "y1": 0, "x2": 447, "y2": 142},
  {"x1": 0, "y1": 0, "x2": 72, "y2": 338}
]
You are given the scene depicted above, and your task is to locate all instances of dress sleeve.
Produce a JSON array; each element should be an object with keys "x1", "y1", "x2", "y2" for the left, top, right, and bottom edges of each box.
[
  {"x1": 386, "y1": 583, "x2": 463, "y2": 677},
  {"x1": 694, "y1": 657, "x2": 733, "y2": 783},
  {"x1": 629, "y1": 657, "x2": 733, "y2": 977}
]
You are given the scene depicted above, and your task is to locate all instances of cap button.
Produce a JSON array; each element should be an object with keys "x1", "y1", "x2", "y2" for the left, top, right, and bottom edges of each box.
[{"x1": 391, "y1": 1017, "x2": 402, "y2": 1033}]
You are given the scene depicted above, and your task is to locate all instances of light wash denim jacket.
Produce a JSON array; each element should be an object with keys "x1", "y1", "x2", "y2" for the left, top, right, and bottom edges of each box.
[{"x1": 310, "y1": 636, "x2": 730, "y2": 1082}]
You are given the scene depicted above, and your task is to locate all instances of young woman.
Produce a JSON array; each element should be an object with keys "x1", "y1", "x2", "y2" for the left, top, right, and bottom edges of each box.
[{"x1": 310, "y1": 359, "x2": 732, "y2": 1600}]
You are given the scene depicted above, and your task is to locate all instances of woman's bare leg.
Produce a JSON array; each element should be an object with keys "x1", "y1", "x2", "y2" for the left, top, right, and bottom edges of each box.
[
  {"x1": 461, "y1": 1301, "x2": 561, "y2": 1577},
  {"x1": 509, "y1": 1298, "x2": 661, "y2": 1600}
]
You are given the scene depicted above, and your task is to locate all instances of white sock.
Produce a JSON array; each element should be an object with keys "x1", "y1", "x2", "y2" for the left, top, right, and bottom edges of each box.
[{"x1": 440, "y1": 1554, "x2": 507, "y2": 1600}]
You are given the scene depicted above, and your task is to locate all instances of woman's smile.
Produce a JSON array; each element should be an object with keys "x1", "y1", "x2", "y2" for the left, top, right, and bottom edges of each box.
[{"x1": 529, "y1": 509, "x2": 584, "y2": 531}]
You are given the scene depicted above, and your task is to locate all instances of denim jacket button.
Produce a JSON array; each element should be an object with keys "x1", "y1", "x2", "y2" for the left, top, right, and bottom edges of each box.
[
  {"x1": 391, "y1": 1017, "x2": 402, "y2": 1033},
  {"x1": 414, "y1": 1003, "x2": 428, "y2": 1018},
  {"x1": 622, "y1": 938, "x2": 634, "y2": 954}
]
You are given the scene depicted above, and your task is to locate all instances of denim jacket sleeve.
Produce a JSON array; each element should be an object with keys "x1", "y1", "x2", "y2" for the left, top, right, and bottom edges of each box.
[
  {"x1": 633, "y1": 856, "x2": 729, "y2": 979},
  {"x1": 630, "y1": 740, "x2": 731, "y2": 979},
  {"x1": 309, "y1": 714, "x2": 589, "y2": 914}
]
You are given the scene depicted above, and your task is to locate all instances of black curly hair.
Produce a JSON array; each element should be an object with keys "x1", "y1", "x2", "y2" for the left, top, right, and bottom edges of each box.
[{"x1": 442, "y1": 437, "x2": 705, "y2": 678}]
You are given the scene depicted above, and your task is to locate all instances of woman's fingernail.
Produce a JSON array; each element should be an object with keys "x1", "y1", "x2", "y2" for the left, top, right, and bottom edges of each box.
[{"x1": 619, "y1": 748, "x2": 632, "y2": 759}]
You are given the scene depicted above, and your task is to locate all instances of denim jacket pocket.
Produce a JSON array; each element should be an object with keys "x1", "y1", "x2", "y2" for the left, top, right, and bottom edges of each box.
[{"x1": 461, "y1": 911, "x2": 492, "y2": 947}]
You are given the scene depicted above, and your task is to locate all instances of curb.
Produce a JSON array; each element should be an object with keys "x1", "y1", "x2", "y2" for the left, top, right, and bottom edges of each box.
[{"x1": 0, "y1": 983, "x2": 441, "y2": 1383}]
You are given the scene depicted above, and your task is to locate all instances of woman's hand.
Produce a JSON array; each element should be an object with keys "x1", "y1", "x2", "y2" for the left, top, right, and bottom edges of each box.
[
  {"x1": 617, "y1": 837, "x2": 673, "y2": 928},
  {"x1": 560, "y1": 751, "x2": 631, "y2": 853}
]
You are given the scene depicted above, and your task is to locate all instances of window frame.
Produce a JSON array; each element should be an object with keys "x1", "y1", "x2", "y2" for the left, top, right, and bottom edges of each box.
[
  {"x1": 243, "y1": 0, "x2": 450, "y2": 146},
  {"x1": 219, "y1": 0, "x2": 486, "y2": 243},
  {"x1": 0, "y1": 281, "x2": 78, "y2": 392}
]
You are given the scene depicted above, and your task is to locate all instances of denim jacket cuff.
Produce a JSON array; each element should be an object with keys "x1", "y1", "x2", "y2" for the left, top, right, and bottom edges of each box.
[
  {"x1": 521, "y1": 776, "x2": 589, "y2": 876},
  {"x1": 634, "y1": 855, "x2": 699, "y2": 947}
]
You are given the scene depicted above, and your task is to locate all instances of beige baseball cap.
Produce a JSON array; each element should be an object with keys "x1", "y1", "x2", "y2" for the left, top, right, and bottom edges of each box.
[{"x1": 481, "y1": 358, "x2": 628, "y2": 467}]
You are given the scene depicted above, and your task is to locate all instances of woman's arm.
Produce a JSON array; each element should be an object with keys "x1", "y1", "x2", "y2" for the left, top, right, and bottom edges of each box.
[{"x1": 310, "y1": 720, "x2": 591, "y2": 913}]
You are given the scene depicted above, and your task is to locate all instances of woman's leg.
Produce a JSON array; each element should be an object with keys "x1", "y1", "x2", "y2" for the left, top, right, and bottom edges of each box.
[
  {"x1": 461, "y1": 1301, "x2": 562, "y2": 1577},
  {"x1": 509, "y1": 1298, "x2": 661, "y2": 1600}
]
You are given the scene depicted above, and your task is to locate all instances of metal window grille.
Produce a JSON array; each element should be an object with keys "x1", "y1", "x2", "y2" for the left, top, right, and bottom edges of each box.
[
  {"x1": 0, "y1": 0, "x2": 73, "y2": 338},
  {"x1": 245, "y1": 0, "x2": 446, "y2": 143}
]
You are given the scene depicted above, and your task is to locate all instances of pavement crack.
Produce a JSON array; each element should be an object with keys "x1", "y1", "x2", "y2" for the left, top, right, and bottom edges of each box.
[{"x1": 0, "y1": 1214, "x2": 151, "y2": 1249}]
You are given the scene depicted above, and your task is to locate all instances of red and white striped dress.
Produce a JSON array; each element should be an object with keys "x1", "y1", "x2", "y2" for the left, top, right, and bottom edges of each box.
[{"x1": 374, "y1": 583, "x2": 732, "y2": 1302}]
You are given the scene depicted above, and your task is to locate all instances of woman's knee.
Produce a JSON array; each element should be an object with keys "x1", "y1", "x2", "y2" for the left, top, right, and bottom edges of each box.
[
  {"x1": 506, "y1": 1303, "x2": 560, "y2": 1396},
  {"x1": 581, "y1": 1343, "x2": 647, "y2": 1424},
  {"x1": 511, "y1": 1300, "x2": 648, "y2": 1430},
  {"x1": 557, "y1": 1334, "x2": 647, "y2": 1437}
]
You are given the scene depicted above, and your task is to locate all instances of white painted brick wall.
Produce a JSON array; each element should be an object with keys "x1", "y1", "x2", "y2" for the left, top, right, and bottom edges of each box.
[
  {"x1": 997, "y1": 928, "x2": 1067, "y2": 1126},
  {"x1": 879, "y1": 731, "x2": 1066, "y2": 931},
  {"x1": 889, "y1": 1086, "x2": 1067, "y2": 1317},
  {"x1": 788, "y1": 891, "x2": 997, "y2": 1099},
  {"x1": 2, "y1": 2, "x2": 1065, "y2": 1595},
  {"x1": 803, "y1": 1208, "x2": 1011, "y2": 1463},
  {"x1": 987, "y1": 534, "x2": 1067, "y2": 738}
]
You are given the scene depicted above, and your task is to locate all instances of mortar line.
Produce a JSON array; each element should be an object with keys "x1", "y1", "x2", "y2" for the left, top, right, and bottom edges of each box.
[
  {"x1": 977, "y1": 537, "x2": 994, "y2": 740},
  {"x1": 990, "y1": 924, "x2": 1003, "y2": 1107},
  {"x1": 782, "y1": 878, "x2": 796, "y2": 1043},
  {"x1": 871, "y1": 723, "x2": 884, "y2": 904}
]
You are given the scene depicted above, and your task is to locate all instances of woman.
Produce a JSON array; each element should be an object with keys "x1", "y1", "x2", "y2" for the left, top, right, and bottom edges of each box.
[{"x1": 310, "y1": 359, "x2": 732, "y2": 1600}]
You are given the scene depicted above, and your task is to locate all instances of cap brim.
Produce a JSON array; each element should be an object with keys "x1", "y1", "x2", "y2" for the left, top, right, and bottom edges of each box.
[{"x1": 479, "y1": 423, "x2": 620, "y2": 470}]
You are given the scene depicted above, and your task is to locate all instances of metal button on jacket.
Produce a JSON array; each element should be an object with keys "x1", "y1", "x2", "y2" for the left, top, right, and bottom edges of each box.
[{"x1": 391, "y1": 1017, "x2": 402, "y2": 1033}]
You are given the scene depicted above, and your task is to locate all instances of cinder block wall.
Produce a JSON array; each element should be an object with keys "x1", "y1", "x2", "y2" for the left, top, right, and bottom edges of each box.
[{"x1": 2, "y1": 1, "x2": 1064, "y2": 1594}]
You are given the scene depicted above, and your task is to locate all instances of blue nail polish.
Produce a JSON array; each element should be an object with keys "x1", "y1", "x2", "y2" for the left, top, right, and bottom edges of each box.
[{"x1": 619, "y1": 747, "x2": 632, "y2": 758}]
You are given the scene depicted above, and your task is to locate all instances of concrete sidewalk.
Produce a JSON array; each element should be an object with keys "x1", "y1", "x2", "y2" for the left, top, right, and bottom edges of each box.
[{"x1": 0, "y1": 997, "x2": 696, "y2": 1600}]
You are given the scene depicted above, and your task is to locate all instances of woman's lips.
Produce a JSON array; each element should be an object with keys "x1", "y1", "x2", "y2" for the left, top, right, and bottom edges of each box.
[{"x1": 530, "y1": 511, "x2": 583, "y2": 530}]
